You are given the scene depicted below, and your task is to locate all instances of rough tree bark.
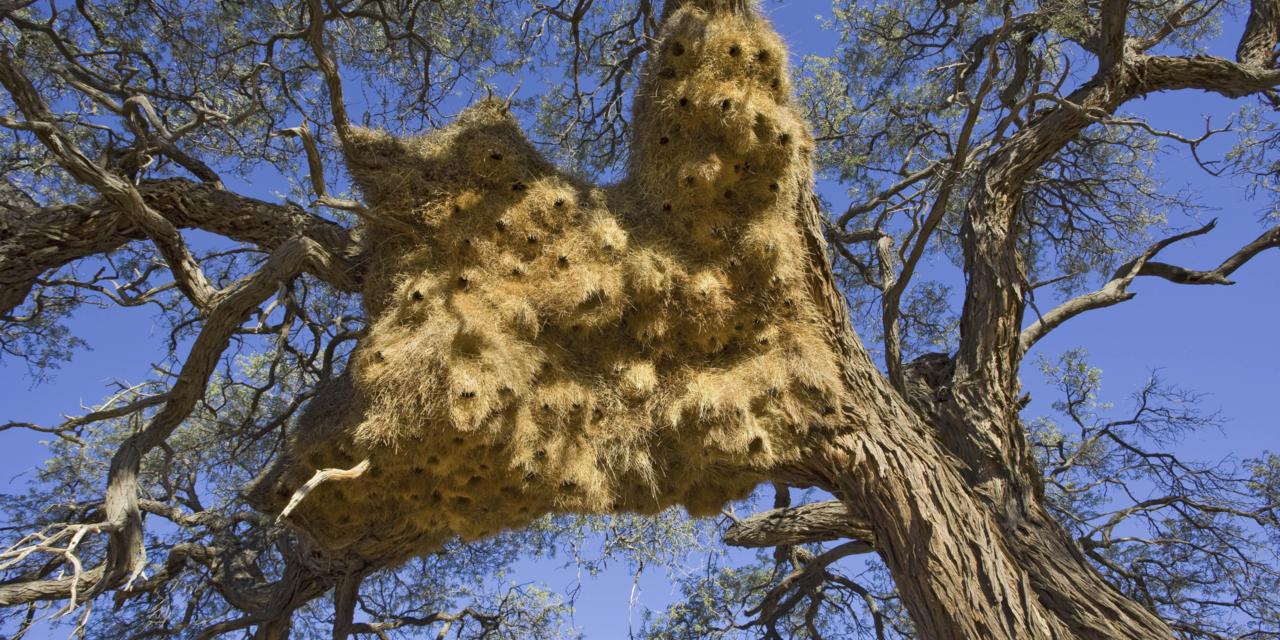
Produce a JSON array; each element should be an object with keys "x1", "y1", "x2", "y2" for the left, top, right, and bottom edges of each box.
[
  {"x1": 2, "y1": 0, "x2": 1279, "y2": 637},
  {"x1": 742, "y1": 0, "x2": 1280, "y2": 636},
  {"x1": 776, "y1": 184, "x2": 1174, "y2": 639}
]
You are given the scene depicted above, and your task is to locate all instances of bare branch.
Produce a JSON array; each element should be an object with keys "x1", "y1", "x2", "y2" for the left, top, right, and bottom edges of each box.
[
  {"x1": 0, "y1": 45, "x2": 218, "y2": 309},
  {"x1": 276, "y1": 459, "x2": 371, "y2": 524},
  {"x1": 0, "y1": 178, "x2": 360, "y2": 318},
  {"x1": 1019, "y1": 219, "x2": 1280, "y2": 354},
  {"x1": 304, "y1": 0, "x2": 354, "y2": 149},
  {"x1": 743, "y1": 540, "x2": 875, "y2": 634},
  {"x1": 1135, "y1": 222, "x2": 1280, "y2": 285},
  {"x1": 272, "y1": 124, "x2": 364, "y2": 211},
  {"x1": 836, "y1": 162, "x2": 943, "y2": 228}
]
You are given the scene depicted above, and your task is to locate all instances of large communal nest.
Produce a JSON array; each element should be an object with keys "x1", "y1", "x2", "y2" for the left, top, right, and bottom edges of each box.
[{"x1": 248, "y1": 0, "x2": 846, "y2": 563}]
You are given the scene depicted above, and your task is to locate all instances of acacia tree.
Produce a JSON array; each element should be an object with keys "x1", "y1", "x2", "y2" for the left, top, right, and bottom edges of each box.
[{"x1": 0, "y1": 0, "x2": 1278, "y2": 638}]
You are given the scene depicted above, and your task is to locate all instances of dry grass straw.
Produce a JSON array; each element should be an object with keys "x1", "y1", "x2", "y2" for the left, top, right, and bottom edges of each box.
[{"x1": 248, "y1": 0, "x2": 844, "y2": 562}]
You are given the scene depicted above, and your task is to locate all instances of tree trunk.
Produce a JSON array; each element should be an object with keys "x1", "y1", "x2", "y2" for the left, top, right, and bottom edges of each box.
[
  {"x1": 785, "y1": 189, "x2": 1174, "y2": 639},
  {"x1": 1006, "y1": 503, "x2": 1173, "y2": 639}
]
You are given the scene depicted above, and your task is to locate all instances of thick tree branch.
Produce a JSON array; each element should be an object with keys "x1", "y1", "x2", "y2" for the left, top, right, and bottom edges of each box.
[
  {"x1": 724, "y1": 500, "x2": 875, "y2": 549},
  {"x1": 1097, "y1": 0, "x2": 1131, "y2": 73},
  {"x1": 1238, "y1": 0, "x2": 1280, "y2": 67},
  {"x1": 0, "y1": 236, "x2": 347, "y2": 607},
  {"x1": 0, "y1": 178, "x2": 360, "y2": 318},
  {"x1": 1139, "y1": 53, "x2": 1280, "y2": 98},
  {"x1": 0, "y1": 45, "x2": 219, "y2": 309},
  {"x1": 0, "y1": 565, "x2": 107, "y2": 609}
]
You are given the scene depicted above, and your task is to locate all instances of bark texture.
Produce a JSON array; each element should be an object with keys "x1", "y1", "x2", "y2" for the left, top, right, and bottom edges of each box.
[
  {"x1": 782, "y1": 186, "x2": 1171, "y2": 639},
  {"x1": 3, "y1": 0, "x2": 1279, "y2": 636},
  {"x1": 0, "y1": 177, "x2": 360, "y2": 317}
]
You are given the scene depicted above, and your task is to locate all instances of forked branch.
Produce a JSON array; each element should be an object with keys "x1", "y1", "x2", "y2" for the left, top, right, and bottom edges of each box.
[
  {"x1": 0, "y1": 236, "x2": 348, "y2": 607},
  {"x1": 0, "y1": 46, "x2": 218, "y2": 310},
  {"x1": 0, "y1": 177, "x2": 360, "y2": 318},
  {"x1": 1020, "y1": 220, "x2": 1280, "y2": 354}
]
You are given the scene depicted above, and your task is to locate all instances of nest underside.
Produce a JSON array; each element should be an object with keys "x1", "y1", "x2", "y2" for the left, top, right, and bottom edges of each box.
[{"x1": 248, "y1": 4, "x2": 845, "y2": 563}]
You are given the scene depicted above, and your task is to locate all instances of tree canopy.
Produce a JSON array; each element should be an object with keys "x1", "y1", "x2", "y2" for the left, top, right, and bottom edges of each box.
[{"x1": 0, "y1": 0, "x2": 1278, "y2": 638}]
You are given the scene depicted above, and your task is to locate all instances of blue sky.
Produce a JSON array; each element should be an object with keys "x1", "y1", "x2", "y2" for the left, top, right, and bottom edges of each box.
[{"x1": 2, "y1": 2, "x2": 1278, "y2": 638}]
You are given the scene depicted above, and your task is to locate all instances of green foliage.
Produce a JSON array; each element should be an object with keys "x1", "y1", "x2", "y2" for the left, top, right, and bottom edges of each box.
[
  {"x1": 1, "y1": 0, "x2": 1277, "y2": 636},
  {"x1": 1029, "y1": 349, "x2": 1280, "y2": 637}
]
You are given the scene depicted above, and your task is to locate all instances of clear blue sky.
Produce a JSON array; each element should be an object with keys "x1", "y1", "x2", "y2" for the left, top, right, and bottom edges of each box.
[{"x1": 2, "y1": 2, "x2": 1277, "y2": 638}]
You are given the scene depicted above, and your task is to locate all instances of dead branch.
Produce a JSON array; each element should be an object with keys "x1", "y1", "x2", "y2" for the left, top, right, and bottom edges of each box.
[{"x1": 276, "y1": 459, "x2": 371, "y2": 524}]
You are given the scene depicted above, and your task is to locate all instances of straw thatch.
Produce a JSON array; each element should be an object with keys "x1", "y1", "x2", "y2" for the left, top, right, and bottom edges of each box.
[{"x1": 249, "y1": 0, "x2": 844, "y2": 562}]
